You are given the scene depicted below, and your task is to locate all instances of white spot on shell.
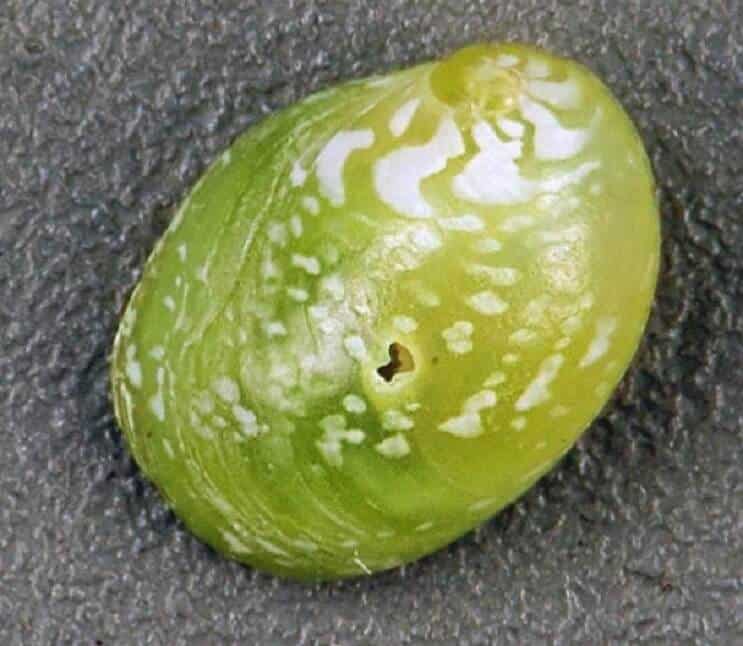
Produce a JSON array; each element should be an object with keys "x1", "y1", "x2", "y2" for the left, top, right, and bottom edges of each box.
[
  {"x1": 375, "y1": 434, "x2": 411, "y2": 458},
  {"x1": 291, "y1": 254, "x2": 321, "y2": 275},
  {"x1": 286, "y1": 287, "x2": 309, "y2": 302},
  {"x1": 466, "y1": 290, "x2": 509, "y2": 316},
  {"x1": 382, "y1": 410, "x2": 415, "y2": 431},
  {"x1": 484, "y1": 371, "x2": 507, "y2": 387},
  {"x1": 125, "y1": 345, "x2": 142, "y2": 388},
  {"x1": 343, "y1": 394, "x2": 367, "y2": 414},
  {"x1": 264, "y1": 321, "x2": 288, "y2": 337},
  {"x1": 442, "y1": 321, "x2": 474, "y2": 354},
  {"x1": 389, "y1": 98, "x2": 421, "y2": 137},
  {"x1": 149, "y1": 345, "x2": 165, "y2": 361},
  {"x1": 320, "y1": 274, "x2": 345, "y2": 301},
  {"x1": 498, "y1": 117, "x2": 525, "y2": 138},
  {"x1": 509, "y1": 328, "x2": 538, "y2": 345},
  {"x1": 527, "y1": 78, "x2": 582, "y2": 110},
  {"x1": 495, "y1": 54, "x2": 520, "y2": 67},
  {"x1": 232, "y1": 405, "x2": 259, "y2": 438},
  {"x1": 438, "y1": 214, "x2": 485, "y2": 232},
  {"x1": 503, "y1": 353, "x2": 520, "y2": 365},
  {"x1": 466, "y1": 264, "x2": 520, "y2": 286},
  {"x1": 316, "y1": 129, "x2": 375, "y2": 206},
  {"x1": 510, "y1": 417, "x2": 527, "y2": 431},
  {"x1": 499, "y1": 215, "x2": 535, "y2": 233},
  {"x1": 519, "y1": 95, "x2": 594, "y2": 161},
  {"x1": 343, "y1": 335, "x2": 367, "y2": 361},
  {"x1": 301, "y1": 196, "x2": 320, "y2": 215},
  {"x1": 149, "y1": 391, "x2": 165, "y2": 421},
  {"x1": 375, "y1": 117, "x2": 464, "y2": 218},
  {"x1": 393, "y1": 315, "x2": 418, "y2": 334},
  {"x1": 289, "y1": 215, "x2": 303, "y2": 238},
  {"x1": 439, "y1": 413, "x2": 482, "y2": 438},
  {"x1": 291, "y1": 160, "x2": 308, "y2": 187},
  {"x1": 579, "y1": 317, "x2": 618, "y2": 368},
  {"x1": 464, "y1": 390, "x2": 497, "y2": 413},
  {"x1": 212, "y1": 376, "x2": 239, "y2": 404},
  {"x1": 474, "y1": 238, "x2": 502, "y2": 253},
  {"x1": 267, "y1": 221, "x2": 288, "y2": 246},
  {"x1": 410, "y1": 225, "x2": 443, "y2": 252},
  {"x1": 177, "y1": 243, "x2": 187, "y2": 262},
  {"x1": 515, "y1": 354, "x2": 564, "y2": 411},
  {"x1": 163, "y1": 296, "x2": 176, "y2": 311}
]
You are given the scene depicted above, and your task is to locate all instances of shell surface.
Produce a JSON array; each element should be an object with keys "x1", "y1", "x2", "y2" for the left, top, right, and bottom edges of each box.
[{"x1": 111, "y1": 43, "x2": 660, "y2": 580}]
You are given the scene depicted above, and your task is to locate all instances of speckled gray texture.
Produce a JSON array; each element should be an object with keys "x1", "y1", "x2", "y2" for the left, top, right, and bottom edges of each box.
[{"x1": 1, "y1": 1, "x2": 741, "y2": 644}]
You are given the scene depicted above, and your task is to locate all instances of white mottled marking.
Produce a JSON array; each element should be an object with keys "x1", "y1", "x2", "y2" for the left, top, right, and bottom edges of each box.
[
  {"x1": 464, "y1": 390, "x2": 497, "y2": 413},
  {"x1": 289, "y1": 214, "x2": 303, "y2": 238},
  {"x1": 125, "y1": 345, "x2": 142, "y2": 388},
  {"x1": 498, "y1": 117, "x2": 525, "y2": 138},
  {"x1": 453, "y1": 120, "x2": 532, "y2": 205},
  {"x1": 291, "y1": 160, "x2": 308, "y2": 187},
  {"x1": 316, "y1": 129, "x2": 375, "y2": 206},
  {"x1": 499, "y1": 215, "x2": 535, "y2": 233},
  {"x1": 177, "y1": 243, "x2": 187, "y2": 262},
  {"x1": 519, "y1": 96, "x2": 593, "y2": 161},
  {"x1": 484, "y1": 371, "x2": 506, "y2": 387},
  {"x1": 343, "y1": 335, "x2": 367, "y2": 361},
  {"x1": 438, "y1": 214, "x2": 485, "y2": 232},
  {"x1": 320, "y1": 274, "x2": 345, "y2": 301},
  {"x1": 286, "y1": 286, "x2": 309, "y2": 302},
  {"x1": 509, "y1": 328, "x2": 538, "y2": 345},
  {"x1": 267, "y1": 221, "x2": 288, "y2": 246},
  {"x1": 149, "y1": 389, "x2": 165, "y2": 422},
  {"x1": 375, "y1": 117, "x2": 464, "y2": 218},
  {"x1": 439, "y1": 413, "x2": 482, "y2": 438},
  {"x1": 466, "y1": 264, "x2": 520, "y2": 286},
  {"x1": 467, "y1": 290, "x2": 509, "y2": 316},
  {"x1": 213, "y1": 376, "x2": 240, "y2": 403},
  {"x1": 232, "y1": 405, "x2": 259, "y2": 438},
  {"x1": 382, "y1": 410, "x2": 415, "y2": 431},
  {"x1": 163, "y1": 295, "x2": 176, "y2": 311},
  {"x1": 410, "y1": 225, "x2": 443, "y2": 252},
  {"x1": 510, "y1": 417, "x2": 527, "y2": 431},
  {"x1": 579, "y1": 317, "x2": 618, "y2": 368},
  {"x1": 393, "y1": 315, "x2": 418, "y2": 334},
  {"x1": 442, "y1": 321, "x2": 474, "y2": 354},
  {"x1": 515, "y1": 354, "x2": 564, "y2": 411},
  {"x1": 301, "y1": 196, "x2": 320, "y2": 215},
  {"x1": 474, "y1": 238, "x2": 502, "y2": 253},
  {"x1": 264, "y1": 321, "x2": 288, "y2": 338},
  {"x1": 389, "y1": 98, "x2": 421, "y2": 137},
  {"x1": 291, "y1": 253, "x2": 321, "y2": 275},
  {"x1": 495, "y1": 54, "x2": 519, "y2": 67},
  {"x1": 343, "y1": 394, "x2": 367, "y2": 414},
  {"x1": 503, "y1": 353, "x2": 520, "y2": 365},
  {"x1": 527, "y1": 78, "x2": 582, "y2": 110},
  {"x1": 375, "y1": 434, "x2": 411, "y2": 458},
  {"x1": 149, "y1": 345, "x2": 165, "y2": 361},
  {"x1": 410, "y1": 282, "x2": 441, "y2": 307}
]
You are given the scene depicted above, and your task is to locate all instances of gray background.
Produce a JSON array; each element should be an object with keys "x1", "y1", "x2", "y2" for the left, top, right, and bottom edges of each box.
[{"x1": 1, "y1": 1, "x2": 741, "y2": 644}]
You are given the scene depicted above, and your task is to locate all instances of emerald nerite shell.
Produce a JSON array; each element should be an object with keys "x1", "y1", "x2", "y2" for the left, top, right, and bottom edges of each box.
[{"x1": 111, "y1": 43, "x2": 660, "y2": 580}]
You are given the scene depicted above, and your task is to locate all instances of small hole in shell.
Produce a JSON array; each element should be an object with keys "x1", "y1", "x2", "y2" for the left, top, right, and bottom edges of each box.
[{"x1": 377, "y1": 342, "x2": 415, "y2": 382}]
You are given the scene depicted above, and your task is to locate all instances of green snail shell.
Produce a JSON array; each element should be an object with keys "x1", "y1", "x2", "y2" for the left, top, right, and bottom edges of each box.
[{"x1": 111, "y1": 43, "x2": 660, "y2": 581}]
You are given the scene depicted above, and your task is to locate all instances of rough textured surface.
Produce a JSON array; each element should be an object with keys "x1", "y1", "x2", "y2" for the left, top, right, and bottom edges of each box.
[{"x1": 0, "y1": 1, "x2": 741, "y2": 644}]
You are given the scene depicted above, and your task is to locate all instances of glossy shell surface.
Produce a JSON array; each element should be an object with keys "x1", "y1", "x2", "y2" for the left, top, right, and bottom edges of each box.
[{"x1": 111, "y1": 43, "x2": 660, "y2": 580}]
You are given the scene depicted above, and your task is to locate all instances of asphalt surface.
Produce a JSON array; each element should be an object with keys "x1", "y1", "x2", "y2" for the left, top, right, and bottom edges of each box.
[{"x1": 1, "y1": 1, "x2": 741, "y2": 644}]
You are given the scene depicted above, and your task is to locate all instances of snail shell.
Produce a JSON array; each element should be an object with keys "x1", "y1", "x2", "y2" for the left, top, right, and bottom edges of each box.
[{"x1": 111, "y1": 43, "x2": 659, "y2": 580}]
